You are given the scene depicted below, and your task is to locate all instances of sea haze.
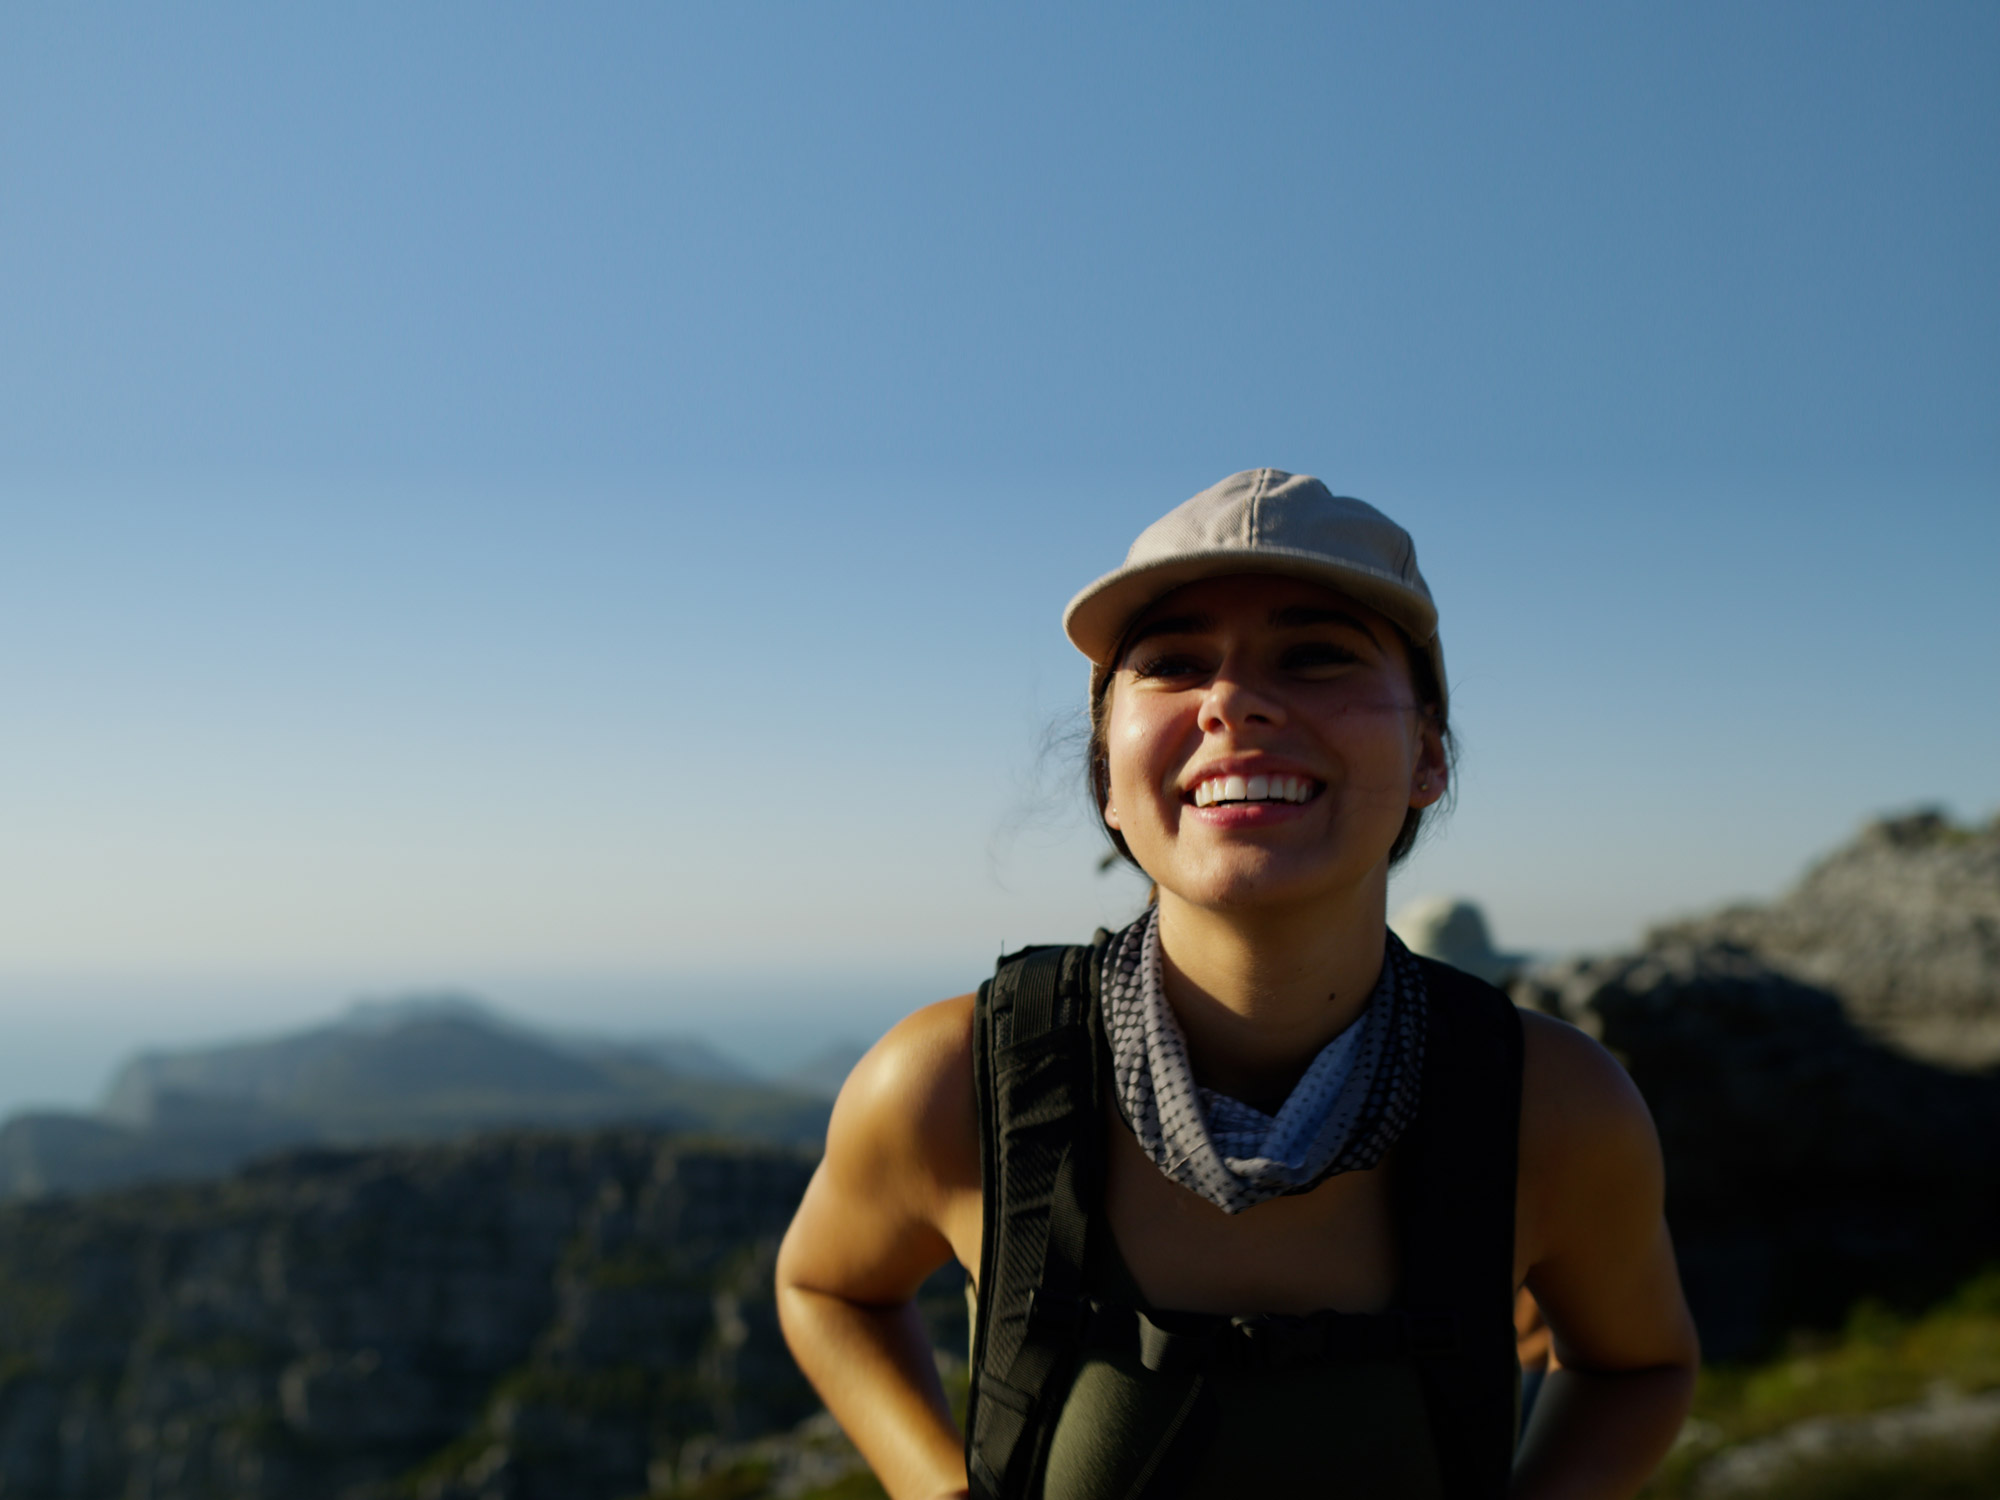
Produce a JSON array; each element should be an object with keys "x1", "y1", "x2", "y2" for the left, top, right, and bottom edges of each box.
[{"x1": 0, "y1": 965, "x2": 959, "y2": 1122}]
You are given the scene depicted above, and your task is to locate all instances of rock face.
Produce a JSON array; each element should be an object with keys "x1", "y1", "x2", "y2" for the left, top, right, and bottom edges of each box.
[
  {"x1": 1514, "y1": 812, "x2": 2000, "y2": 1357},
  {"x1": 0, "y1": 1131, "x2": 844, "y2": 1500},
  {"x1": 1650, "y1": 810, "x2": 2000, "y2": 1068}
]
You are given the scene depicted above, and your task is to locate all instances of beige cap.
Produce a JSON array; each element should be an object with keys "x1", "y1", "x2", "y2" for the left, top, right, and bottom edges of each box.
[{"x1": 1063, "y1": 468, "x2": 1446, "y2": 695}]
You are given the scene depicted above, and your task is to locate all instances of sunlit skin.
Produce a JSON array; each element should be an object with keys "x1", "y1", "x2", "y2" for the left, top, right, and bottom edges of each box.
[
  {"x1": 776, "y1": 573, "x2": 1699, "y2": 1500},
  {"x1": 1105, "y1": 573, "x2": 1446, "y2": 921}
]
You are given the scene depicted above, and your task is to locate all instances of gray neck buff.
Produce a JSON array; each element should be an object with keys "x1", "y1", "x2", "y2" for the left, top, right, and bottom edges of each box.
[{"x1": 1101, "y1": 904, "x2": 1428, "y2": 1215}]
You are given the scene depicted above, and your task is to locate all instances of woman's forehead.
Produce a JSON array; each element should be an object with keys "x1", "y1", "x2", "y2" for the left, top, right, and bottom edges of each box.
[{"x1": 1127, "y1": 572, "x2": 1394, "y2": 635}]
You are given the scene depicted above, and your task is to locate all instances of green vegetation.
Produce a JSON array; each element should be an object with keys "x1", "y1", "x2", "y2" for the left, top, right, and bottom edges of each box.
[
  {"x1": 497, "y1": 1362, "x2": 675, "y2": 1415},
  {"x1": 398, "y1": 1426, "x2": 501, "y2": 1495},
  {"x1": 791, "y1": 1473, "x2": 889, "y2": 1500},
  {"x1": 581, "y1": 1249, "x2": 711, "y2": 1293},
  {"x1": 1699, "y1": 1431, "x2": 2000, "y2": 1500},
  {"x1": 1645, "y1": 1267, "x2": 2000, "y2": 1499},
  {"x1": 651, "y1": 1462, "x2": 777, "y2": 1500}
]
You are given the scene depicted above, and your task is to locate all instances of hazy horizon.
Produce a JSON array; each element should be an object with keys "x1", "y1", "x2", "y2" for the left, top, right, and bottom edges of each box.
[{"x1": 7, "y1": 796, "x2": 1987, "y2": 1121}]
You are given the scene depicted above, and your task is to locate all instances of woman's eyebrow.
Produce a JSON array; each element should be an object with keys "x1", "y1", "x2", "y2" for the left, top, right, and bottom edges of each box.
[
  {"x1": 1270, "y1": 604, "x2": 1382, "y2": 644},
  {"x1": 1121, "y1": 611, "x2": 1212, "y2": 649}
]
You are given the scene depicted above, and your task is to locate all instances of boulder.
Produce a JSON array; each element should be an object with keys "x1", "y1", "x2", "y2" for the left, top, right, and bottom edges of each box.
[
  {"x1": 1516, "y1": 914, "x2": 2000, "y2": 1356},
  {"x1": 1392, "y1": 895, "x2": 1528, "y2": 987},
  {"x1": 1650, "y1": 809, "x2": 2000, "y2": 1068}
]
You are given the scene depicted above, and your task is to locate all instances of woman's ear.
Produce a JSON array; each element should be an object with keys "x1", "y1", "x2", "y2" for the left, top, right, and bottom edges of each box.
[{"x1": 1410, "y1": 723, "x2": 1448, "y2": 809}]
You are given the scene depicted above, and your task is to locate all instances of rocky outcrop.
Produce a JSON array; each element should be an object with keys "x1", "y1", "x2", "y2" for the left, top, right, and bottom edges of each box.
[
  {"x1": 1510, "y1": 811, "x2": 2000, "y2": 1355},
  {"x1": 0, "y1": 1130, "x2": 864, "y2": 1500},
  {"x1": 1516, "y1": 923, "x2": 2000, "y2": 1357},
  {"x1": 1650, "y1": 810, "x2": 2000, "y2": 1068},
  {"x1": 1392, "y1": 896, "x2": 1526, "y2": 987}
]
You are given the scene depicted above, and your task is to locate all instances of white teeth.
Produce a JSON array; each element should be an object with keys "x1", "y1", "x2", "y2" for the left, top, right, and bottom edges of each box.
[{"x1": 1191, "y1": 773, "x2": 1319, "y2": 806}]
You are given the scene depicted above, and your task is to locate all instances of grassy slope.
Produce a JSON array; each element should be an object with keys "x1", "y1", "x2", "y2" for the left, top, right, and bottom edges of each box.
[{"x1": 1645, "y1": 1266, "x2": 2000, "y2": 1499}]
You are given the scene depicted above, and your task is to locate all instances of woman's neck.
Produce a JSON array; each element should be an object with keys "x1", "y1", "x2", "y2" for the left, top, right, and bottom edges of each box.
[{"x1": 1153, "y1": 885, "x2": 1389, "y2": 1112}]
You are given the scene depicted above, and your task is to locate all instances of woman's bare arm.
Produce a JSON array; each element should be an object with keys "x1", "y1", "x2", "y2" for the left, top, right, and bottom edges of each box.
[
  {"x1": 776, "y1": 996, "x2": 981, "y2": 1500},
  {"x1": 1511, "y1": 1012, "x2": 1701, "y2": 1500}
]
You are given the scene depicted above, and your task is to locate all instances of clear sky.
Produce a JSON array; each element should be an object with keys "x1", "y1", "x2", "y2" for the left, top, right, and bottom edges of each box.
[{"x1": 1, "y1": 3, "x2": 1994, "y2": 1112}]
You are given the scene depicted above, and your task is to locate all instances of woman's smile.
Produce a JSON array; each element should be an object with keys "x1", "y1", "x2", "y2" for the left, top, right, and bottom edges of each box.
[{"x1": 1186, "y1": 769, "x2": 1322, "y2": 808}]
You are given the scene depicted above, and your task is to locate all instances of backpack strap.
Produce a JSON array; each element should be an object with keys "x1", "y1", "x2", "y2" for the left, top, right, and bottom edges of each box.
[
  {"x1": 965, "y1": 935, "x2": 1109, "y2": 1500},
  {"x1": 1397, "y1": 957, "x2": 1526, "y2": 1499}
]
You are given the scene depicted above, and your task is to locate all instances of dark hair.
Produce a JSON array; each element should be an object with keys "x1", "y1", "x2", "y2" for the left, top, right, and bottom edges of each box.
[{"x1": 1085, "y1": 621, "x2": 1455, "y2": 874}]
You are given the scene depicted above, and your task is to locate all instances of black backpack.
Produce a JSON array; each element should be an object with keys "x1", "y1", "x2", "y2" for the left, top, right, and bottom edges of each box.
[{"x1": 964, "y1": 933, "x2": 1524, "y2": 1500}]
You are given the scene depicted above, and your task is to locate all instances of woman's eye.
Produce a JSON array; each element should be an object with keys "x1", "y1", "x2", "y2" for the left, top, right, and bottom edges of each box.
[
  {"x1": 1283, "y1": 642, "x2": 1361, "y2": 672},
  {"x1": 1129, "y1": 651, "x2": 1208, "y2": 681}
]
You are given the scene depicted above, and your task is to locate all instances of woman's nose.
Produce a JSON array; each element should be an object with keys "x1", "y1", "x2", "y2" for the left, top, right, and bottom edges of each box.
[{"x1": 1199, "y1": 665, "x2": 1286, "y2": 734}]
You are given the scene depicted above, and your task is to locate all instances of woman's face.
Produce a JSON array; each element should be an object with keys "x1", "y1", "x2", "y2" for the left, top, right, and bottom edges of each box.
[{"x1": 1102, "y1": 573, "x2": 1446, "y2": 915}]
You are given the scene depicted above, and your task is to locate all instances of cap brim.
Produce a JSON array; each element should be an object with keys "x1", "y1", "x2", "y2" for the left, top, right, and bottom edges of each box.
[{"x1": 1062, "y1": 548, "x2": 1441, "y2": 666}]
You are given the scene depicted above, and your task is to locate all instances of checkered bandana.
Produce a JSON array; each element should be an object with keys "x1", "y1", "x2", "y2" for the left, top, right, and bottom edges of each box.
[{"x1": 1102, "y1": 905, "x2": 1427, "y2": 1215}]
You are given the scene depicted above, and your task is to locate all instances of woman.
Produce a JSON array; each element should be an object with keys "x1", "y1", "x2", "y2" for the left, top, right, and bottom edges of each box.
[{"x1": 776, "y1": 470, "x2": 1698, "y2": 1499}]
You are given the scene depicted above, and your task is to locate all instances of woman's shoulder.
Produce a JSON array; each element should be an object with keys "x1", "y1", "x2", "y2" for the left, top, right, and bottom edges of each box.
[
  {"x1": 1514, "y1": 1009, "x2": 1666, "y2": 1270},
  {"x1": 1518, "y1": 1009, "x2": 1656, "y2": 1148},
  {"x1": 1418, "y1": 958, "x2": 1648, "y2": 1141},
  {"x1": 822, "y1": 995, "x2": 981, "y2": 1202},
  {"x1": 841, "y1": 994, "x2": 978, "y2": 1122}
]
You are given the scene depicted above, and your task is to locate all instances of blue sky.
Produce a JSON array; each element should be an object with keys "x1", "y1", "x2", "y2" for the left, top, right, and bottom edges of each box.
[{"x1": 1, "y1": 3, "x2": 1994, "y2": 1111}]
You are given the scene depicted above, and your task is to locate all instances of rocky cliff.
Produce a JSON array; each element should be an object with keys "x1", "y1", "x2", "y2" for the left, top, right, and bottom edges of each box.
[
  {"x1": 0, "y1": 1130, "x2": 946, "y2": 1500},
  {"x1": 1513, "y1": 811, "x2": 2000, "y2": 1357},
  {"x1": 1649, "y1": 809, "x2": 2000, "y2": 1068}
]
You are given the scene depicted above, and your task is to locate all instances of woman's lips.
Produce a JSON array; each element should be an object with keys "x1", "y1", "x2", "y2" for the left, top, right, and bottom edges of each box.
[
  {"x1": 1185, "y1": 772, "x2": 1323, "y2": 808},
  {"x1": 1183, "y1": 795, "x2": 1315, "y2": 827}
]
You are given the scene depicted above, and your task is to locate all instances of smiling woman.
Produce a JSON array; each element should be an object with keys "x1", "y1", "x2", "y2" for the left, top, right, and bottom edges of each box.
[{"x1": 775, "y1": 470, "x2": 1699, "y2": 1500}]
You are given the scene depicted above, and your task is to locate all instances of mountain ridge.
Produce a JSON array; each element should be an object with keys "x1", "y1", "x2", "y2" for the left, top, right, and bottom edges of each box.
[{"x1": 4, "y1": 1001, "x2": 830, "y2": 1201}]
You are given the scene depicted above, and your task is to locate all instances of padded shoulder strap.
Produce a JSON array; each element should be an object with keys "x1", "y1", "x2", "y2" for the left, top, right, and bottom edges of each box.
[
  {"x1": 966, "y1": 936, "x2": 1107, "y2": 1500},
  {"x1": 1397, "y1": 958, "x2": 1526, "y2": 1500}
]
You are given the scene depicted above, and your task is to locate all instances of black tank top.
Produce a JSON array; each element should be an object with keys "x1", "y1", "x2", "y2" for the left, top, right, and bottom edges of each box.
[{"x1": 1040, "y1": 1211, "x2": 1449, "y2": 1499}]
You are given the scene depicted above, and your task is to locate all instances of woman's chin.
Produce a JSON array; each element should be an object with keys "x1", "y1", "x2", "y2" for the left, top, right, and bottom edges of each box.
[{"x1": 1158, "y1": 851, "x2": 1383, "y2": 916}]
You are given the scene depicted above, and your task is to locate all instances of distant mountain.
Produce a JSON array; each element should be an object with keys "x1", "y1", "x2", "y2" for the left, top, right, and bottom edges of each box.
[
  {"x1": 334, "y1": 993, "x2": 758, "y2": 1081},
  {"x1": 554, "y1": 1031, "x2": 757, "y2": 1082},
  {"x1": 336, "y1": 990, "x2": 498, "y2": 1032},
  {"x1": 2, "y1": 999, "x2": 828, "y2": 1201}
]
